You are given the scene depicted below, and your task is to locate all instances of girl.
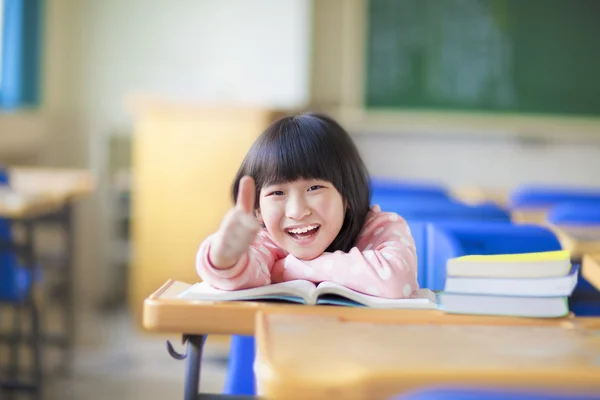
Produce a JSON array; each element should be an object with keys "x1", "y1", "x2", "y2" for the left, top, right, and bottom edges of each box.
[{"x1": 196, "y1": 113, "x2": 418, "y2": 299}]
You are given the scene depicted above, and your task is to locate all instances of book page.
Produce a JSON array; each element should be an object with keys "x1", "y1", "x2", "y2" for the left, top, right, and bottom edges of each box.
[
  {"x1": 314, "y1": 282, "x2": 438, "y2": 309},
  {"x1": 178, "y1": 280, "x2": 317, "y2": 303}
]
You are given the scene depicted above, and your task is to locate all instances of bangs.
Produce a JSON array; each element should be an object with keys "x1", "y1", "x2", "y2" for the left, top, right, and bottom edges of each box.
[
  {"x1": 249, "y1": 117, "x2": 342, "y2": 190},
  {"x1": 232, "y1": 112, "x2": 371, "y2": 253}
]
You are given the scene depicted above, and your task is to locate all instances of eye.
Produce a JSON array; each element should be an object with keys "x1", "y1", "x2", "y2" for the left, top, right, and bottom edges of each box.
[
  {"x1": 308, "y1": 185, "x2": 324, "y2": 192},
  {"x1": 268, "y1": 190, "x2": 284, "y2": 196}
]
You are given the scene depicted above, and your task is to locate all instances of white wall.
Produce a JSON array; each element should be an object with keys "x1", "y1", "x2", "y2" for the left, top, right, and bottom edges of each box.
[
  {"x1": 79, "y1": 0, "x2": 310, "y2": 127},
  {"x1": 72, "y1": 0, "x2": 311, "y2": 304},
  {"x1": 354, "y1": 135, "x2": 600, "y2": 191}
]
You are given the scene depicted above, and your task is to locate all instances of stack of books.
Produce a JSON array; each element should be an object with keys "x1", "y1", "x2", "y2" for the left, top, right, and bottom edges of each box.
[{"x1": 438, "y1": 250, "x2": 578, "y2": 318}]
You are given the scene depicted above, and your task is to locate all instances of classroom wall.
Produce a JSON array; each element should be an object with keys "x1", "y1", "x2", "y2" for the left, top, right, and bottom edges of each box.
[
  {"x1": 310, "y1": 0, "x2": 600, "y2": 192},
  {"x1": 353, "y1": 135, "x2": 600, "y2": 190},
  {"x1": 62, "y1": 0, "x2": 311, "y2": 304}
]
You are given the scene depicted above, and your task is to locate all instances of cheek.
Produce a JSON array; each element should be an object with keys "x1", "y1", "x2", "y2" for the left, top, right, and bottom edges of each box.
[
  {"x1": 316, "y1": 195, "x2": 345, "y2": 226},
  {"x1": 258, "y1": 199, "x2": 282, "y2": 227}
]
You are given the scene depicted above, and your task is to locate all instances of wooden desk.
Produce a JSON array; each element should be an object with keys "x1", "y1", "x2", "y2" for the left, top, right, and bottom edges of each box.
[
  {"x1": 144, "y1": 280, "x2": 600, "y2": 400},
  {"x1": 551, "y1": 226, "x2": 600, "y2": 261},
  {"x1": 0, "y1": 167, "x2": 94, "y2": 397},
  {"x1": 144, "y1": 280, "x2": 593, "y2": 336},
  {"x1": 255, "y1": 313, "x2": 600, "y2": 399},
  {"x1": 450, "y1": 186, "x2": 508, "y2": 208},
  {"x1": 8, "y1": 166, "x2": 95, "y2": 201}
]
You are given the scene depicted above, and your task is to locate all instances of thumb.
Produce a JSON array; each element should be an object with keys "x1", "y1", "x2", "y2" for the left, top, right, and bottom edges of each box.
[{"x1": 236, "y1": 176, "x2": 256, "y2": 214}]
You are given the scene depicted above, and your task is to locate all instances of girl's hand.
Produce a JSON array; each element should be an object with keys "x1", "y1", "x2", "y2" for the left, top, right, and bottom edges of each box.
[{"x1": 209, "y1": 176, "x2": 261, "y2": 269}]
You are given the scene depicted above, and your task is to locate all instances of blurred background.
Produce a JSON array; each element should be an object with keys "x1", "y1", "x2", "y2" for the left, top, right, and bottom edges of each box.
[{"x1": 1, "y1": 0, "x2": 600, "y2": 398}]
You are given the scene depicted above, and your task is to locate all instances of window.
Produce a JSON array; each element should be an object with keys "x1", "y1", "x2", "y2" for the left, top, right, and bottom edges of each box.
[
  {"x1": 0, "y1": 0, "x2": 5, "y2": 89},
  {"x1": 0, "y1": 0, "x2": 43, "y2": 110}
]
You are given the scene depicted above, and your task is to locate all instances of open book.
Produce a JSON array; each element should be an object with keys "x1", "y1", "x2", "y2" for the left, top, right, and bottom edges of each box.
[{"x1": 178, "y1": 280, "x2": 438, "y2": 309}]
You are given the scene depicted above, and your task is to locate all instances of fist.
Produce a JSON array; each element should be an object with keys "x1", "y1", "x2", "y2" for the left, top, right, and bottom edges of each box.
[{"x1": 209, "y1": 176, "x2": 261, "y2": 269}]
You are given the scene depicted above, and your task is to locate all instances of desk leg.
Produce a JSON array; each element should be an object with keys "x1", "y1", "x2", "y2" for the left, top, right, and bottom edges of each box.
[
  {"x1": 167, "y1": 334, "x2": 207, "y2": 400},
  {"x1": 185, "y1": 335, "x2": 206, "y2": 400},
  {"x1": 61, "y1": 203, "x2": 75, "y2": 372},
  {"x1": 24, "y1": 219, "x2": 43, "y2": 400}
]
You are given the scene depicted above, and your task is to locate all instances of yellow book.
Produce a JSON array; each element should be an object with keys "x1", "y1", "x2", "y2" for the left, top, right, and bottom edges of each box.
[
  {"x1": 447, "y1": 250, "x2": 572, "y2": 278},
  {"x1": 453, "y1": 250, "x2": 570, "y2": 263}
]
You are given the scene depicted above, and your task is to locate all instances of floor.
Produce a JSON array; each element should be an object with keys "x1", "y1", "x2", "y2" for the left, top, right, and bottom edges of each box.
[{"x1": 3, "y1": 306, "x2": 229, "y2": 400}]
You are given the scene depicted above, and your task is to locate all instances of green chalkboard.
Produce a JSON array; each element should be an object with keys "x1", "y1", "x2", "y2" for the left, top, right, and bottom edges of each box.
[{"x1": 366, "y1": 0, "x2": 600, "y2": 117}]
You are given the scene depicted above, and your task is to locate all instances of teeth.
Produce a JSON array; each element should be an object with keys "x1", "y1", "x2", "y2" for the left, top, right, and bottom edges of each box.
[{"x1": 287, "y1": 224, "x2": 319, "y2": 234}]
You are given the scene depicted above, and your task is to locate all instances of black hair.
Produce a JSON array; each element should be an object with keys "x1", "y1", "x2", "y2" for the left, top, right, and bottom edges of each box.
[{"x1": 232, "y1": 112, "x2": 371, "y2": 253}]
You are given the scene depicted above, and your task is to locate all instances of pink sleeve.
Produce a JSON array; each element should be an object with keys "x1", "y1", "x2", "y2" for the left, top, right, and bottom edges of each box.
[
  {"x1": 278, "y1": 206, "x2": 419, "y2": 299},
  {"x1": 195, "y1": 230, "x2": 286, "y2": 290}
]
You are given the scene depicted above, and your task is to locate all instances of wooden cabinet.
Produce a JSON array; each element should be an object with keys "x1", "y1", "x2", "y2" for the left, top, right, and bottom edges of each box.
[{"x1": 128, "y1": 99, "x2": 286, "y2": 325}]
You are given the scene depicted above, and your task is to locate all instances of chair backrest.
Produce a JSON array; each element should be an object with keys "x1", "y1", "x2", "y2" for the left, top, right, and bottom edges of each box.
[
  {"x1": 370, "y1": 177, "x2": 449, "y2": 201},
  {"x1": 547, "y1": 201, "x2": 600, "y2": 225},
  {"x1": 376, "y1": 197, "x2": 511, "y2": 222},
  {"x1": 509, "y1": 184, "x2": 600, "y2": 209},
  {"x1": 386, "y1": 199, "x2": 511, "y2": 288},
  {"x1": 389, "y1": 387, "x2": 600, "y2": 400},
  {"x1": 0, "y1": 166, "x2": 22, "y2": 301},
  {"x1": 425, "y1": 222, "x2": 562, "y2": 290}
]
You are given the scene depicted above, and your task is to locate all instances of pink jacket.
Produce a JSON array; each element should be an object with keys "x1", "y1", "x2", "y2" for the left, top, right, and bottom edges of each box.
[{"x1": 195, "y1": 205, "x2": 419, "y2": 298}]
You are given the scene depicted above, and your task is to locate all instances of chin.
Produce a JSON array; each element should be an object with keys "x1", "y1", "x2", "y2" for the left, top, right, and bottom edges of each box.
[{"x1": 289, "y1": 248, "x2": 324, "y2": 261}]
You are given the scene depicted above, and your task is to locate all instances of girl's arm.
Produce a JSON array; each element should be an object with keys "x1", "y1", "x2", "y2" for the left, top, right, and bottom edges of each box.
[
  {"x1": 196, "y1": 230, "x2": 286, "y2": 290},
  {"x1": 276, "y1": 207, "x2": 418, "y2": 298}
]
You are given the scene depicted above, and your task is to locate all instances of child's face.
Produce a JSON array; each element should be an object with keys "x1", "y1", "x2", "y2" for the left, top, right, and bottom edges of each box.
[{"x1": 257, "y1": 179, "x2": 345, "y2": 260}]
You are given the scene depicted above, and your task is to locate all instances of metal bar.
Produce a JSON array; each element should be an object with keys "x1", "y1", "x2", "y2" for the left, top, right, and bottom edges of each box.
[
  {"x1": 60, "y1": 203, "x2": 75, "y2": 372},
  {"x1": 23, "y1": 218, "x2": 43, "y2": 400},
  {"x1": 184, "y1": 335, "x2": 207, "y2": 400}
]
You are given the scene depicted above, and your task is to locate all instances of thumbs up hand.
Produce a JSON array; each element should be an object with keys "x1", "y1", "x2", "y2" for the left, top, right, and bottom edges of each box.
[{"x1": 209, "y1": 176, "x2": 261, "y2": 269}]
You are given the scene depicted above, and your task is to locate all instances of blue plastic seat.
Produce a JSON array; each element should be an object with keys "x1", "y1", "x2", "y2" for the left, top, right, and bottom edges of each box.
[
  {"x1": 370, "y1": 177, "x2": 449, "y2": 201},
  {"x1": 390, "y1": 387, "x2": 600, "y2": 400},
  {"x1": 425, "y1": 222, "x2": 562, "y2": 290},
  {"x1": 375, "y1": 197, "x2": 510, "y2": 223},
  {"x1": 509, "y1": 184, "x2": 600, "y2": 209},
  {"x1": 223, "y1": 335, "x2": 256, "y2": 396},
  {"x1": 547, "y1": 201, "x2": 600, "y2": 225},
  {"x1": 376, "y1": 199, "x2": 510, "y2": 288},
  {"x1": 546, "y1": 201, "x2": 600, "y2": 315}
]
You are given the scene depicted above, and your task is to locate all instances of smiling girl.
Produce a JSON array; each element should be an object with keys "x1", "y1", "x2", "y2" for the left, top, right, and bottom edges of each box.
[{"x1": 196, "y1": 113, "x2": 418, "y2": 299}]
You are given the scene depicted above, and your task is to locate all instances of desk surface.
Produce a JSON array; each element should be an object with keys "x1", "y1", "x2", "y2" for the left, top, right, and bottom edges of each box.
[
  {"x1": 0, "y1": 167, "x2": 94, "y2": 218},
  {"x1": 143, "y1": 280, "x2": 600, "y2": 336},
  {"x1": 255, "y1": 312, "x2": 600, "y2": 400}
]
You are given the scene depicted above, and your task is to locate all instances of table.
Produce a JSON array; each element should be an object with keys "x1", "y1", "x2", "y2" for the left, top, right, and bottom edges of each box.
[
  {"x1": 0, "y1": 167, "x2": 94, "y2": 399},
  {"x1": 255, "y1": 312, "x2": 600, "y2": 399},
  {"x1": 144, "y1": 279, "x2": 600, "y2": 400}
]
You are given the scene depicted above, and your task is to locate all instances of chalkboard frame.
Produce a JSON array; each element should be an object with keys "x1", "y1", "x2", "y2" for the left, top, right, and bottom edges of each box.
[{"x1": 309, "y1": 0, "x2": 600, "y2": 142}]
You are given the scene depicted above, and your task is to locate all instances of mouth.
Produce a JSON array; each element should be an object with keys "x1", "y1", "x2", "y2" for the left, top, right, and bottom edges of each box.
[{"x1": 285, "y1": 224, "x2": 321, "y2": 241}]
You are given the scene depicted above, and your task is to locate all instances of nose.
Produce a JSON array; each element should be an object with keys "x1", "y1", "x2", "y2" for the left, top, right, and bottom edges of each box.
[{"x1": 286, "y1": 193, "x2": 311, "y2": 220}]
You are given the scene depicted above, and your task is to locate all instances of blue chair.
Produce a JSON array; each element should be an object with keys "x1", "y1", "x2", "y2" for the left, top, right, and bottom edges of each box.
[
  {"x1": 223, "y1": 335, "x2": 256, "y2": 396},
  {"x1": 376, "y1": 198, "x2": 510, "y2": 288},
  {"x1": 546, "y1": 201, "x2": 600, "y2": 316},
  {"x1": 0, "y1": 166, "x2": 43, "y2": 399},
  {"x1": 391, "y1": 387, "x2": 600, "y2": 400},
  {"x1": 509, "y1": 184, "x2": 600, "y2": 209},
  {"x1": 547, "y1": 201, "x2": 600, "y2": 225},
  {"x1": 425, "y1": 222, "x2": 562, "y2": 290},
  {"x1": 370, "y1": 177, "x2": 449, "y2": 201},
  {"x1": 376, "y1": 197, "x2": 510, "y2": 223}
]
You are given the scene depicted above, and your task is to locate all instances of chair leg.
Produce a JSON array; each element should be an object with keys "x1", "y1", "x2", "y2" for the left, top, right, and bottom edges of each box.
[
  {"x1": 29, "y1": 300, "x2": 43, "y2": 400},
  {"x1": 5, "y1": 305, "x2": 23, "y2": 400},
  {"x1": 9, "y1": 305, "x2": 23, "y2": 379}
]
